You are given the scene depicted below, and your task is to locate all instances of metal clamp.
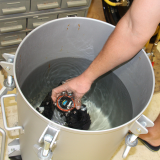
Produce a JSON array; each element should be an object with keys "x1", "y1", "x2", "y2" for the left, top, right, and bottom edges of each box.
[
  {"x1": 34, "y1": 144, "x2": 53, "y2": 160},
  {"x1": 8, "y1": 139, "x2": 21, "y2": 158},
  {"x1": 130, "y1": 115, "x2": 154, "y2": 135},
  {"x1": 122, "y1": 114, "x2": 154, "y2": 158},
  {"x1": 34, "y1": 125, "x2": 59, "y2": 160},
  {"x1": 38, "y1": 125, "x2": 59, "y2": 149},
  {"x1": 0, "y1": 53, "x2": 15, "y2": 83},
  {"x1": 0, "y1": 128, "x2": 6, "y2": 160},
  {"x1": 0, "y1": 53, "x2": 15, "y2": 76},
  {"x1": 2, "y1": 53, "x2": 15, "y2": 63},
  {"x1": 1, "y1": 94, "x2": 24, "y2": 133},
  {"x1": 122, "y1": 134, "x2": 138, "y2": 158},
  {"x1": 0, "y1": 53, "x2": 15, "y2": 98}
]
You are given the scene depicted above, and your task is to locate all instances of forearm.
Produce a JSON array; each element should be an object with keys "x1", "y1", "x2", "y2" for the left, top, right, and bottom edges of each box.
[
  {"x1": 82, "y1": 18, "x2": 145, "y2": 82},
  {"x1": 81, "y1": 0, "x2": 160, "y2": 83}
]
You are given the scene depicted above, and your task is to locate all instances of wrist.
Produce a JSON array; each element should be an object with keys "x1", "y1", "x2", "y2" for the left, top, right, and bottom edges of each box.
[{"x1": 80, "y1": 70, "x2": 95, "y2": 85}]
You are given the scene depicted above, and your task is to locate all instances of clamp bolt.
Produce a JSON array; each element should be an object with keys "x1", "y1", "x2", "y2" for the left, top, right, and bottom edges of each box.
[
  {"x1": 5, "y1": 66, "x2": 10, "y2": 71},
  {"x1": 136, "y1": 128, "x2": 141, "y2": 133}
]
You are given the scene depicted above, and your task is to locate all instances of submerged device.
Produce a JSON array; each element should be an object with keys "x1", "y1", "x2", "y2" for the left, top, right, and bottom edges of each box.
[
  {"x1": 56, "y1": 92, "x2": 75, "y2": 112},
  {"x1": 37, "y1": 85, "x2": 91, "y2": 130}
]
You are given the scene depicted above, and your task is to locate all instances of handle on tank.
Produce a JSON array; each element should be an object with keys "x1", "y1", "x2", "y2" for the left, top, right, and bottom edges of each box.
[
  {"x1": 1, "y1": 94, "x2": 24, "y2": 133},
  {"x1": 0, "y1": 128, "x2": 6, "y2": 160},
  {"x1": 0, "y1": 86, "x2": 8, "y2": 99}
]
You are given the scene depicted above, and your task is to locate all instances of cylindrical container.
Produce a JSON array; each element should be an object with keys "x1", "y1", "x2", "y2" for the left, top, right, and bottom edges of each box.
[{"x1": 12, "y1": 18, "x2": 154, "y2": 160}]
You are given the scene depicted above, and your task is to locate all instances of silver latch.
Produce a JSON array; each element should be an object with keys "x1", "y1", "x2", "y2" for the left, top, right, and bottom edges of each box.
[
  {"x1": 8, "y1": 139, "x2": 21, "y2": 158},
  {"x1": 43, "y1": 134, "x2": 53, "y2": 157},
  {"x1": 0, "y1": 53, "x2": 15, "y2": 76},
  {"x1": 122, "y1": 114, "x2": 154, "y2": 158},
  {"x1": 34, "y1": 125, "x2": 60, "y2": 160},
  {"x1": 0, "y1": 53, "x2": 15, "y2": 98}
]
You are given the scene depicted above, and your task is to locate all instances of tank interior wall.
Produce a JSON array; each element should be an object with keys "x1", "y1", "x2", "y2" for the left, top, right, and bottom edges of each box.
[{"x1": 15, "y1": 18, "x2": 114, "y2": 86}]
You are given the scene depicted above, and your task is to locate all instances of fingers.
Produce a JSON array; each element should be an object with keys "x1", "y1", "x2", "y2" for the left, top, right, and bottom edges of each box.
[
  {"x1": 51, "y1": 89, "x2": 59, "y2": 102},
  {"x1": 52, "y1": 89, "x2": 82, "y2": 110},
  {"x1": 74, "y1": 96, "x2": 82, "y2": 110},
  {"x1": 52, "y1": 87, "x2": 82, "y2": 110},
  {"x1": 65, "y1": 78, "x2": 72, "y2": 82},
  {"x1": 51, "y1": 84, "x2": 67, "y2": 102},
  {"x1": 51, "y1": 77, "x2": 85, "y2": 110},
  {"x1": 52, "y1": 79, "x2": 72, "y2": 102}
]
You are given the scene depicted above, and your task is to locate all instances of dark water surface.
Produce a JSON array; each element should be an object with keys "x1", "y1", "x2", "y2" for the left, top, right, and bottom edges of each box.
[{"x1": 21, "y1": 58, "x2": 133, "y2": 130}]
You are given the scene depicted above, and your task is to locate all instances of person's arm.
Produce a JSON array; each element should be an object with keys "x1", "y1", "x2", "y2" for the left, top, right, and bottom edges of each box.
[{"x1": 52, "y1": 0, "x2": 160, "y2": 108}]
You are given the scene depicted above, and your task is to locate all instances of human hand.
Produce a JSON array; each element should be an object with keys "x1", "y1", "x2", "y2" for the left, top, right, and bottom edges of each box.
[{"x1": 51, "y1": 75, "x2": 92, "y2": 109}]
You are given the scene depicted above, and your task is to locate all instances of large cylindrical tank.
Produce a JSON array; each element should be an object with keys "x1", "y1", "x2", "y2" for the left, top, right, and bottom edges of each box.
[{"x1": 12, "y1": 17, "x2": 154, "y2": 160}]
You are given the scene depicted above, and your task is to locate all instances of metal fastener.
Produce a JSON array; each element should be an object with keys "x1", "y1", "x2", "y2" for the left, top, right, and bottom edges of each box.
[
  {"x1": 136, "y1": 128, "x2": 141, "y2": 133},
  {"x1": 5, "y1": 66, "x2": 10, "y2": 71}
]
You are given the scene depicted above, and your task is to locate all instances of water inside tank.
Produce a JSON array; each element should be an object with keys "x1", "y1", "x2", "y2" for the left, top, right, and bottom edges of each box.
[{"x1": 21, "y1": 58, "x2": 133, "y2": 131}]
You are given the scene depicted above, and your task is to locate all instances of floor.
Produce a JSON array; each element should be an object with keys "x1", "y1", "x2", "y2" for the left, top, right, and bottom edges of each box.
[{"x1": 0, "y1": 0, "x2": 160, "y2": 159}]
